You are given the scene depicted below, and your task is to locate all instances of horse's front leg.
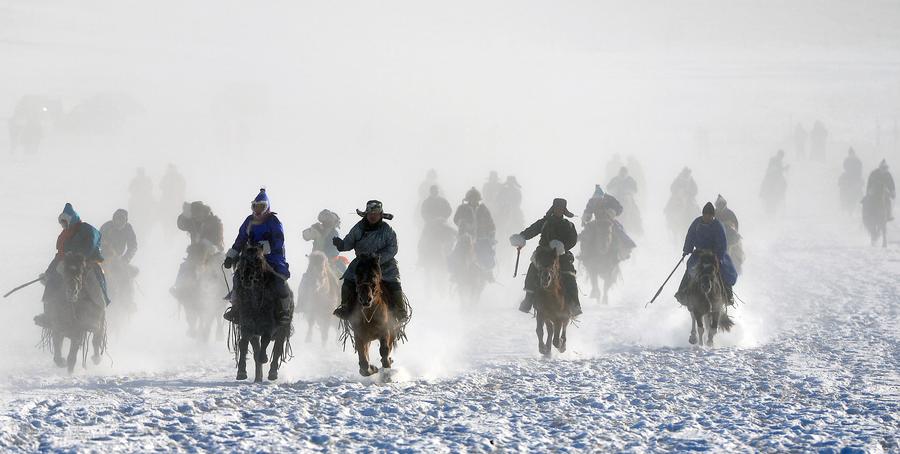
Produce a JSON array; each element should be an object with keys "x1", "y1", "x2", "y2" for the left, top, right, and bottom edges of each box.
[
  {"x1": 707, "y1": 311, "x2": 719, "y2": 347},
  {"x1": 557, "y1": 320, "x2": 568, "y2": 353},
  {"x1": 602, "y1": 277, "x2": 612, "y2": 305},
  {"x1": 688, "y1": 308, "x2": 698, "y2": 345},
  {"x1": 91, "y1": 327, "x2": 104, "y2": 365},
  {"x1": 257, "y1": 335, "x2": 271, "y2": 364},
  {"x1": 268, "y1": 328, "x2": 285, "y2": 381},
  {"x1": 589, "y1": 272, "x2": 600, "y2": 299},
  {"x1": 357, "y1": 338, "x2": 378, "y2": 376},
  {"x1": 551, "y1": 319, "x2": 562, "y2": 350},
  {"x1": 379, "y1": 335, "x2": 393, "y2": 370},
  {"x1": 249, "y1": 336, "x2": 263, "y2": 383},
  {"x1": 66, "y1": 334, "x2": 81, "y2": 374},
  {"x1": 236, "y1": 334, "x2": 250, "y2": 380},
  {"x1": 52, "y1": 332, "x2": 65, "y2": 368},
  {"x1": 696, "y1": 312, "x2": 707, "y2": 347},
  {"x1": 535, "y1": 314, "x2": 549, "y2": 356}
]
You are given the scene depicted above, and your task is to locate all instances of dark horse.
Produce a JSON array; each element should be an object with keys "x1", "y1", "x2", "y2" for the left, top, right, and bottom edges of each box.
[
  {"x1": 232, "y1": 243, "x2": 293, "y2": 382},
  {"x1": 862, "y1": 187, "x2": 891, "y2": 247},
  {"x1": 579, "y1": 218, "x2": 623, "y2": 305},
  {"x1": 531, "y1": 246, "x2": 570, "y2": 357},
  {"x1": 679, "y1": 249, "x2": 734, "y2": 347},
  {"x1": 343, "y1": 254, "x2": 401, "y2": 377},
  {"x1": 172, "y1": 243, "x2": 226, "y2": 342},
  {"x1": 47, "y1": 252, "x2": 107, "y2": 373}
]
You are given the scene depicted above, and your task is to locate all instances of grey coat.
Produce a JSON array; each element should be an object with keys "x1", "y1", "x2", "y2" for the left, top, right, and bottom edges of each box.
[{"x1": 336, "y1": 220, "x2": 400, "y2": 282}]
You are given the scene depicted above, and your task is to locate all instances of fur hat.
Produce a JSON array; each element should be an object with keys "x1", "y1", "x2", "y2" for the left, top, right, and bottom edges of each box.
[
  {"x1": 547, "y1": 198, "x2": 574, "y2": 218},
  {"x1": 356, "y1": 200, "x2": 394, "y2": 220},
  {"x1": 253, "y1": 188, "x2": 269, "y2": 208},
  {"x1": 464, "y1": 187, "x2": 482, "y2": 202}
]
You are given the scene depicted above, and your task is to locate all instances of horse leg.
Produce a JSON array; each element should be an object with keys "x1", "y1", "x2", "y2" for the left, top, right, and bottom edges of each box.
[
  {"x1": 358, "y1": 339, "x2": 378, "y2": 376},
  {"x1": 91, "y1": 329, "x2": 104, "y2": 365},
  {"x1": 250, "y1": 336, "x2": 263, "y2": 383},
  {"x1": 883, "y1": 223, "x2": 888, "y2": 248},
  {"x1": 268, "y1": 329, "x2": 285, "y2": 381},
  {"x1": 707, "y1": 311, "x2": 718, "y2": 347},
  {"x1": 588, "y1": 272, "x2": 600, "y2": 299},
  {"x1": 688, "y1": 309, "x2": 698, "y2": 345},
  {"x1": 552, "y1": 319, "x2": 562, "y2": 350},
  {"x1": 379, "y1": 335, "x2": 393, "y2": 369},
  {"x1": 535, "y1": 314, "x2": 549, "y2": 356},
  {"x1": 696, "y1": 312, "x2": 707, "y2": 347},
  {"x1": 558, "y1": 320, "x2": 568, "y2": 353},
  {"x1": 305, "y1": 319, "x2": 314, "y2": 343},
  {"x1": 257, "y1": 335, "x2": 270, "y2": 364},
  {"x1": 52, "y1": 332, "x2": 65, "y2": 367},
  {"x1": 236, "y1": 334, "x2": 250, "y2": 380},
  {"x1": 66, "y1": 335, "x2": 80, "y2": 374},
  {"x1": 602, "y1": 276, "x2": 612, "y2": 305}
]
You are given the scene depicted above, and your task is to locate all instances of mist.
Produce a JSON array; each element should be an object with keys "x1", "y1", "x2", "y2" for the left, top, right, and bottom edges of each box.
[{"x1": 1, "y1": 1, "x2": 899, "y2": 451}]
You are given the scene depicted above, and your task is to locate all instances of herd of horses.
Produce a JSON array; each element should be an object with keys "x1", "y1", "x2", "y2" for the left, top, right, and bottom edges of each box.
[{"x1": 41, "y1": 199, "x2": 735, "y2": 381}]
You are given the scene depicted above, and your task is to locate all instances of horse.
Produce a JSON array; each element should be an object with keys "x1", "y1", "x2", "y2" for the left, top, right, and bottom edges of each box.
[
  {"x1": 172, "y1": 243, "x2": 226, "y2": 343},
  {"x1": 447, "y1": 232, "x2": 488, "y2": 306},
  {"x1": 47, "y1": 252, "x2": 107, "y2": 373},
  {"x1": 760, "y1": 169, "x2": 787, "y2": 215},
  {"x1": 862, "y1": 188, "x2": 892, "y2": 247},
  {"x1": 839, "y1": 171, "x2": 864, "y2": 215},
  {"x1": 296, "y1": 251, "x2": 340, "y2": 345},
  {"x1": 417, "y1": 218, "x2": 456, "y2": 297},
  {"x1": 232, "y1": 243, "x2": 293, "y2": 382},
  {"x1": 578, "y1": 217, "x2": 623, "y2": 305},
  {"x1": 679, "y1": 249, "x2": 735, "y2": 347},
  {"x1": 531, "y1": 246, "x2": 570, "y2": 357},
  {"x1": 342, "y1": 254, "x2": 401, "y2": 377},
  {"x1": 100, "y1": 246, "x2": 138, "y2": 329}
]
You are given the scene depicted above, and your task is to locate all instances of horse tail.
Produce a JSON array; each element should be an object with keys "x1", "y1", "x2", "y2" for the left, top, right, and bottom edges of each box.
[{"x1": 719, "y1": 312, "x2": 735, "y2": 332}]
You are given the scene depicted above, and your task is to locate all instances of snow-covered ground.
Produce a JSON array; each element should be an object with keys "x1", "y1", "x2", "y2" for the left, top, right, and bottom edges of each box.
[{"x1": 0, "y1": 218, "x2": 897, "y2": 452}]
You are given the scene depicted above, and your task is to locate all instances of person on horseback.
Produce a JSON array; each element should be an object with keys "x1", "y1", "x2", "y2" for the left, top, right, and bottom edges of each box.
[
  {"x1": 172, "y1": 201, "x2": 224, "y2": 297},
  {"x1": 671, "y1": 167, "x2": 699, "y2": 202},
  {"x1": 222, "y1": 188, "x2": 292, "y2": 325},
  {"x1": 675, "y1": 202, "x2": 738, "y2": 305},
  {"x1": 582, "y1": 185, "x2": 636, "y2": 258},
  {"x1": 608, "y1": 166, "x2": 643, "y2": 234},
  {"x1": 866, "y1": 159, "x2": 895, "y2": 221},
  {"x1": 511, "y1": 198, "x2": 583, "y2": 317},
  {"x1": 453, "y1": 188, "x2": 497, "y2": 280},
  {"x1": 714, "y1": 195, "x2": 739, "y2": 245},
  {"x1": 839, "y1": 148, "x2": 864, "y2": 214},
  {"x1": 482, "y1": 171, "x2": 502, "y2": 214},
  {"x1": 421, "y1": 185, "x2": 452, "y2": 223},
  {"x1": 35, "y1": 203, "x2": 110, "y2": 328},
  {"x1": 331, "y1": 200, "x2": 410, "y2": 324},
  {"x1": 301, "y1": 209, "x2": 347, "y2": 272},
  {"x1": 100, "y1": 209, "x2": 138, "y2": 266}
]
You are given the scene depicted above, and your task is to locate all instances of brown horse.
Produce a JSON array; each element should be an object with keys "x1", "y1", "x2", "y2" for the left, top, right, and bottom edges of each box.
[
  {"x1": 343, "y1": 254, "x2": 400, "y2": 377},
  {"x1": 680, "y1": 249, "x2": 735, "y2": 347},
  {"x1": 531, "y1": 246, "x2": 570, "y2": 357},
  {"x1": 232, "y1": 243, "x2": 292, "y2": 382},
  {"x1": 296, "y1": 251, "x2": 340, "y2": 344},
  {"x1": 48, "y1": 252, "x2": 107, "y2": 373}
]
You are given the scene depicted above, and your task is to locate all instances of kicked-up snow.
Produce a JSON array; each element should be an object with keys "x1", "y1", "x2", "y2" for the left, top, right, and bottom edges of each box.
[{"x1": 0, "y1": 221, "x2": 897, "y2": 452}]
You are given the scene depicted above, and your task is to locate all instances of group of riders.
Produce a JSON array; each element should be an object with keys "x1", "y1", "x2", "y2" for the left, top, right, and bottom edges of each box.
[{"x1": 28, "y1": 149, "x2": 897, "y2": 373}]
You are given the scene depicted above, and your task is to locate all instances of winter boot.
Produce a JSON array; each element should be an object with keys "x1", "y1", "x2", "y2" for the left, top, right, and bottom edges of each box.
[
  {"x1": 223, "y1": 303, "x2": 239, "y2": 323},
  {"x1": 33, "y1": 313, "x2": 51, "y2": 329},
  {"x1": 518, "y1": 292, "x2": 534, "y2": 313},
  {"x1": 568, "y1": 299, "x2": 583, "y2": 317}
]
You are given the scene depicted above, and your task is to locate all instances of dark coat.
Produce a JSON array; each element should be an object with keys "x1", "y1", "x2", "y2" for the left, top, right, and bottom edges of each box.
[
  {"x1": 867, "y1": 168, "x2": 895, "y2": 198},
  {"x1": 421, "y1": 195, "x2": 452, "y2": 222},
  {"x1": 99, "y1": 222, "x2": 138, "y2": 263},
  {"x1": 583, "y1": 195, "x2": 623, "y2": 223},
  {"x1": 336, "y1": 220, "x2": 400, "y2": 282},
  {"x1": 454, "y1": 203, "x2": 495, "y2": 240},
  {"x1": 683, "y1": 217, "x2": 737, "y2": 286},
  {"x1": 520, "y1": 215, "x2": 578, "y2": 271}
]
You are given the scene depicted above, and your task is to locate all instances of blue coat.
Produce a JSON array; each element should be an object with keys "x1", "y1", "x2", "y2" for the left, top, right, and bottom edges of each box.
[
  {"x1": 683, "y1": 217, "x2": 737, "y2": 286},
  {"x1": 228, "y1": 213, "x2": 290, "y2": 279}
]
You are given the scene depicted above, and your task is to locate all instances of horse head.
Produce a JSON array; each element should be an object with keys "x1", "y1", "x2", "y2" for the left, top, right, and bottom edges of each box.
[
  {"x1": 61, "y1": 252, "x2": 87, "y2": 303},
  {"x1": 695, "y1": 249, "x2": 721, "y2": 295},
  {"x1": 354, "y1": 254, "x2": 383, "y2": 309},
  {"x1": 238, "y1": 242, "x2": 272, "y2": 289},
  {"x1": 532, "y1": 246, "x2": 560, "y2": 289}
]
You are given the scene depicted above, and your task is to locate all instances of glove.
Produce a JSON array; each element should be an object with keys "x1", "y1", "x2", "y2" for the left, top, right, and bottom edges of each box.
[
  {"x1": 332, "y1": 237, "x2": 344, "y2": 250},
  {"x1": 682, "y1": 251, "x2": 690, "y2": 257},
  {"x1": 223, "y1": 256, "x2": 236, "y2": 269},
  {"x1": 39, "y1": 273, "x2": 47, "y2": 284}
]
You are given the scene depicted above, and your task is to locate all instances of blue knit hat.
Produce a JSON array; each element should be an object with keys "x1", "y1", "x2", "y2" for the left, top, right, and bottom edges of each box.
[
  {"x1": 58, "y1": 203, "x2": 81, "y2": 226},
  {"x1": 252, "y1": 188, "x2": 269, "y2": 209}
]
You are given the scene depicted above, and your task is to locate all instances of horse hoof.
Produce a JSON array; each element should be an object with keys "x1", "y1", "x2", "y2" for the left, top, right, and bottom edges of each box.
[
  {"x1": 91, "y1": 355, "x2": 102, "y2": 365},
  {"x1": 688, "y1": 335, "x2": 697, "y2": 345},
  {"x1": 236, "y1": 370, "x2": 248, "y2": 380},
  {"x1": 268, "y1": 370, "x2": 278, "y2": 381},
  {"x1": 54, "y1": 357, "x2": 65, "y2": 368},
  {"x1": 359, "y1": 365, "x2": 379, "y2": 377},
  {"x1": 256, "y1": 351, "x2": 269, "y2": 364},
  {"x1": 254, "y1": 376, "x2": 263, "y2": 383}
]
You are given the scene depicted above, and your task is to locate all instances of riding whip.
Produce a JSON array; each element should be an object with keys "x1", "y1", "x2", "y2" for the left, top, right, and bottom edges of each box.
[
  {"x1": 3, "y1": 277, "x2": 42, "y2": 298},
  {"x1": 644, "y1": 254, "x2": 686, "y2": 308},
  {"x1": 513, "y1": 247, "x2": 522, "y2": 278}
]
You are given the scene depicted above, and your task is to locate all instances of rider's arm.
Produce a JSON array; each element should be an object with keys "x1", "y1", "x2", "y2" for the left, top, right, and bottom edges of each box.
[
  {"x1": 520, "y1": 217, "x2": 545, "y2": 241},
  {"x1": 124, "y1": 225, "x2": 137, "y2": 263},
  {"x1": 562, "y1": 220, "x2": 578, "y2": 250},
  {"x1": 378, "y1": 227, "x2": 399, "y2": 263},
  {"x1": 336, "y1": 224, "x2": 360, "y2": 252},
  {"x1": 226, "y1": 217, "x2": 251, "y2": 259},
  {"x1": 268, "y1": 218, "x2": 286, "y2": 258},
  {"x1": 682, "y1": 218, "x2": 698, "y2": 255}
]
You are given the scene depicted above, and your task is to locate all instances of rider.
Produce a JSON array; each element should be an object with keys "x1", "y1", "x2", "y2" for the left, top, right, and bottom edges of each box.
[
  {"x1": 453, "y1": 188, "x2": 497, "y2": 279},
  {"x1": 866, "y1": 159, "x2": 896, "y2": 220},
  {"x1": 177, "y1": 201, "x2": 224, "y2": 253},
  {"x1": 100, "y1": 209, "x2": 139, "y2": 282},
  {"x1": 482, "y1": 171, "x2": 502, "y2": 214},
  {"x1": 671, "y1": 168, "x2": 699, "y2": 201},
  {"x1": 35, "y1": 203, "x2": 109, "y2": 328},
  {"x1": 301, "y1": 209, "x2": 346, "y2": 271},
  {"x1": 582, "y1": 185, "x2": 636, "y2": 256},
  {"x1": 222, "y1": 188, "x2": 292, "y2": 325},
  {"x1": 511, "y1": 198, "x2": 583, "y2": 317},
  {"x1": 675, "y1": 202, "x2": 738, "y2": 305},
  {"x1": 714, "y1": 194, "x2": 740, "y2": 245},
  {"x1": 421, "y1": 185, "x2": 452, "y2": 223},
  {"x1": 331, "y1": 200, "x2": 410, "y2": 324},
  {"x1": 843, "y1": 148, "x2": 863, "y2": 179}
]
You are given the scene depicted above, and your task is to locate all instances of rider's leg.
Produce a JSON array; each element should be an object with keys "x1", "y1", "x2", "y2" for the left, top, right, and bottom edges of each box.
[
  {"x1": 519, "y1": 263, "x2": 538, "y2": 313},
  {"x1": 223, "y1": 269, "x2": 241, "y2": 323},
  {"x1": 673, "y1": 269, "x2": 691, "y2": 302},
  {"x1": 332, "y1": 279, "x2": 356, "y2": 320},
  {"x1": 273, "y1": 277, "x2": 293, "y2": 325},
  {"x1": 383, "y1": 281, "x2": 409, "y2": 324},
  {"x1": 561, "y1": 272, "x2": 583, "y2": 317}
]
